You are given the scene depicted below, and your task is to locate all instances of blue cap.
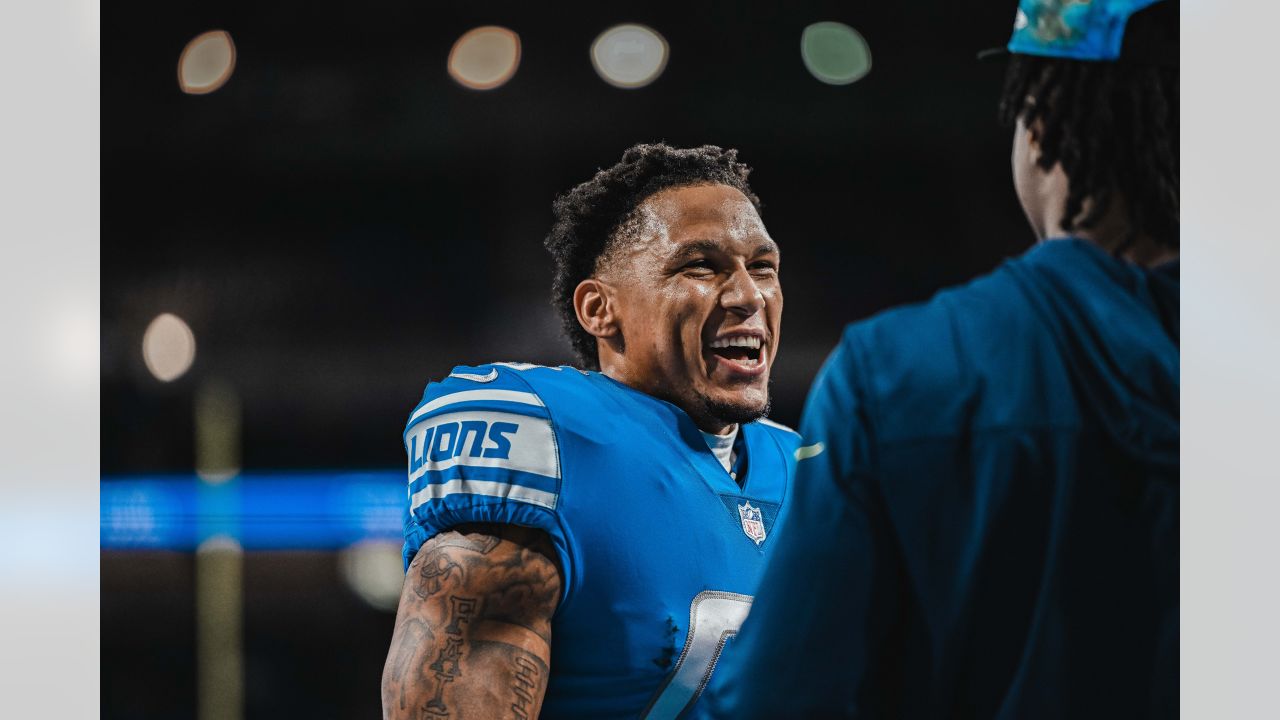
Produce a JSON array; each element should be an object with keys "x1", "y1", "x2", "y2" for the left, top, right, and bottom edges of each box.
[{"x1": 1003, "y1": 0, "x2": 1176, "y2": 64}]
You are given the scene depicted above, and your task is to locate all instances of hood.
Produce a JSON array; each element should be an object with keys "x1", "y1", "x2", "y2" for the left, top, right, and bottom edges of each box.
[{"x1": 1007, "y1": 238, "x2": 1179, "y2": 471}]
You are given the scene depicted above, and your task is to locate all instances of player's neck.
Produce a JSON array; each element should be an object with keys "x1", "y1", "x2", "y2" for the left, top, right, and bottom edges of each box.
[
  {"x1": 598, "y1": 357, "x2": 649, "y2": 401},
  {"x1": 599, "y1": 361, "x2": 737, "y2": 435},
  {"x1": 1039, "y1": 188, "x2": 1178, "y2": 268}
]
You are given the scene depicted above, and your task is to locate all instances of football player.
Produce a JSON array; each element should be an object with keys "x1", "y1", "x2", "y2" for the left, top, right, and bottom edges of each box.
[{"x1": 381, "y1": 143, "x2": 800, "y2": 719}]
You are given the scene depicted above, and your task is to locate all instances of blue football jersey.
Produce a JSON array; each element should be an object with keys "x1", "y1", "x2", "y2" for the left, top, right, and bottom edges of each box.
[{"x1": 402, "y1": 362, "x2": 800, "y2": 719}]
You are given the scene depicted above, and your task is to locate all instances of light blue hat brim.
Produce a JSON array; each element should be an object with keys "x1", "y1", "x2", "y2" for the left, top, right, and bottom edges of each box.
[{"x1": 1007, "y1": 0, "x2": 1164, "y2": 61}]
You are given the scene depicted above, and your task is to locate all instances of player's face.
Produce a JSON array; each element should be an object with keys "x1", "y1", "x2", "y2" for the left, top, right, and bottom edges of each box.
[{"x1": 608, "y1": 184, "x2": 782, "y2": 432}]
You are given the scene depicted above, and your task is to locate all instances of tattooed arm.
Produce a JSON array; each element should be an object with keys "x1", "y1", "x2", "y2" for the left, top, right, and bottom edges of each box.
[{"x1": 382, "y1": 523, "x2": 562, "y2": 720}]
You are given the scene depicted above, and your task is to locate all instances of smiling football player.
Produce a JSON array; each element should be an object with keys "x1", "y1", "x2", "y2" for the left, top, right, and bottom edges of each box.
[{"x1": 382, "y1": 143, "x2": 800, "y2": 720}]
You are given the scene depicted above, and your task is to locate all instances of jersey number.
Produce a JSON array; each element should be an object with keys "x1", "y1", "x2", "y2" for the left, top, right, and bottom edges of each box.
[{"x1": 640, "y1": 590, "x2": 753, "y2": 719}]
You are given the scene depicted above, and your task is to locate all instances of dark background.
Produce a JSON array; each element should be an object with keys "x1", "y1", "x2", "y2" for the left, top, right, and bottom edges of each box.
[{"x1": 103, "y1": 1, "x2": 1027, "y2": 717}]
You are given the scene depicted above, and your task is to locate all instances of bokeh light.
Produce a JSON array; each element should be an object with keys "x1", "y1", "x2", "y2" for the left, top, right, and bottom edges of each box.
[
  {"x1": 591, "y1": 24, "x2": 668, "y2": 89},
  {"x1": 801, "y1": 21, "x2": 872, "y2": 86},
  {"x1": 339, "y1": 541, "x2": 406, "y2": 612},
  {"x1": 178, "y1": 30, "x2": 237, "y2": 95},
  {"x1": 142, "y1": 313, "x2": 196, "y2": 382},
  {"x1": 448, "y1": 26, "x2": 521, "y2": 90}
]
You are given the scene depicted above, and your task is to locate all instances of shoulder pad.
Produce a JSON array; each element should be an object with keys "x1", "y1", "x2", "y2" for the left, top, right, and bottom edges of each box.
[{"x1": 405, "y1": 362, "x2": 567, "y2": 430}]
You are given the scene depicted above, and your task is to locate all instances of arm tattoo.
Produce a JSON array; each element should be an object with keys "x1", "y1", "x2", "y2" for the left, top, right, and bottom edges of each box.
[
  {"x1": 381, "y1": 525, "x2": 561, "y2": 720},
  {"x1": 510, "y1": 653, "x2": 541, "y2": 720},
  {"x1": 413, "y1": 533, "x2": 499, "y2": 599},
  {"x1": 467, "y1": 640, "x2": 550, "y2": 720},
  {"x1": 424, "y1": 596, "x2": 478, "y2": 717},
  {"x1": 386, "y1": 619, "x2": 434, "y2": 712}
]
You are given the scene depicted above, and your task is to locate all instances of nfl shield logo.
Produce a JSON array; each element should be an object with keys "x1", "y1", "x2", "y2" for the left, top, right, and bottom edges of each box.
[{"x1": 737, "y1": 501, "x2": 767, "y2": 546}]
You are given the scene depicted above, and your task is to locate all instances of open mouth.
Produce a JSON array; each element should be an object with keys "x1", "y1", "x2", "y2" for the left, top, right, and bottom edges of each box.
[{"x1": 707, "y1": 334, "x2": 765, "y2": 371}]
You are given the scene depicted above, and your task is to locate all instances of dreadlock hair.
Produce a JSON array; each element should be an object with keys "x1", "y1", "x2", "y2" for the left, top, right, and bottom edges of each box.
[
  {"x1": 997, "y1": 54, "x2": 1178, "y2": 256},
  {"x1": 544, "y1": 143, "x2": 761, "y2": 370}
]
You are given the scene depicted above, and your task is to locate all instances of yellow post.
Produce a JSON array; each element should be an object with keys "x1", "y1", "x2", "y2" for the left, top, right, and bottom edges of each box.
[
  {"x1": 196, "y1": 536, "x2": 244, "y2": 720},
  {"x1": 195, "y1": 378, "x2": 244, "y2": 720}
]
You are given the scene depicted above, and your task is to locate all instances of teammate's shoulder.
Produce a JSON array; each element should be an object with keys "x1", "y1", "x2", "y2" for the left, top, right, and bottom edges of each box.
[{"x1": 842, "y1": 261, "x2": 1031, "y2": 358}]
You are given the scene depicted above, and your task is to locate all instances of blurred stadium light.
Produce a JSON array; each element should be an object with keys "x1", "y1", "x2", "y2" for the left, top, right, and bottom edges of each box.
[
  {"x1": 448, "y1": 26, "x2": 521, "y2": 90},
  {"x1": 178, "y1": 30, "x2": 236, "y2": 95},
  {"x1": 101, "y1": 471, "x2": 404, "y2": 550},
  {"x1": 800, "y1": 21, "x2": 872, "y2": 85},
  {"x1": 339, "y1": 541, "x2": 406, "y2": 612},
  {"x1": 142, "y1": 312, "x2": 196, "y2": 382},
  {"x1": 591, "y1": 24, "x2": 668, "y2": 89}
]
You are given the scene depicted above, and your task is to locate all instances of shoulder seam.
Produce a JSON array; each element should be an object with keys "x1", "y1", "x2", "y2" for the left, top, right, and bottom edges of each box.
[
  {"x1": 497, "y1": 365, "x2": 547, "y2": 408},
  {"x1": 500, "y1": 369, "x2": 563, "y2": 510},
  {"x1": 496, "y1": 367, "x2": 580, "y2": 613},
  {"x1": 757, "y1": 417, "x2": 799, "y2": 436}
]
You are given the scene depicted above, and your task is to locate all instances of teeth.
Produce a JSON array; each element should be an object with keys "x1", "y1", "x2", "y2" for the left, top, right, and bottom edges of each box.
[{"x1": 709, "y1": 335, "x2": 762, "y2": 349}]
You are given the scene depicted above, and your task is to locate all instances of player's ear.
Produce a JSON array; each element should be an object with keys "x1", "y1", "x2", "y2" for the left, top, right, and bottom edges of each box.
[
  {"x1": 1024, "y1": 115, "x2": 1045, "y2": 165},
  {"x1": 573, "y1": 278, "x2": 620, "y2": 340}
]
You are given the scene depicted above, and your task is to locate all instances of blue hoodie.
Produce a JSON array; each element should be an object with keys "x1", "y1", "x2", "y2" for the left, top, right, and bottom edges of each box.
[{"x1": 708, "y1": 238, "x2": 1178, "y2": 718}]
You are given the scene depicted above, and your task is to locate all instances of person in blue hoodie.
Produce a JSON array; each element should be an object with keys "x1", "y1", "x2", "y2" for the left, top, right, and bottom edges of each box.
[{"x1": 708, "y1": 1, "x2": 1178, "y2": 717}]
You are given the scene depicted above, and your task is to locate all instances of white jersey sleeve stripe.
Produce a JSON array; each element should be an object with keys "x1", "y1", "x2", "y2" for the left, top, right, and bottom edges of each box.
[
  {"x1": 405, "y1": 410, "x2": 561, "y2": 484},
  {"x1": 411, "y1": 479, "x2": 558, "y2": 512},
  {"x1": 408, "y1": 389, "x2": 545, "y2": 425}
]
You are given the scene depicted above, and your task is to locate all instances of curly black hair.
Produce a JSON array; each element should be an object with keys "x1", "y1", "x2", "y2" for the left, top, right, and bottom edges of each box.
[
  {"x1": 997, "y1": 49, "x2": 1178, "y2": 255},
  {"x1": 544, "y1": 143, "x2": 761, "y2": 369}
]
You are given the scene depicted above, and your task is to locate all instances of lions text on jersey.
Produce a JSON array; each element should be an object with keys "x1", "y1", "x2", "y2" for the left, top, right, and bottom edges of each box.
[{"x1": 402, "y1": 362, "x2": 800, "y2": 719}]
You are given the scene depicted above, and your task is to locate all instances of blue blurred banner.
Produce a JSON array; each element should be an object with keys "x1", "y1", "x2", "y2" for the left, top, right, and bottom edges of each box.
[{"x1": 100, "y1": 471, "x2": 404, "y2": 550}]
